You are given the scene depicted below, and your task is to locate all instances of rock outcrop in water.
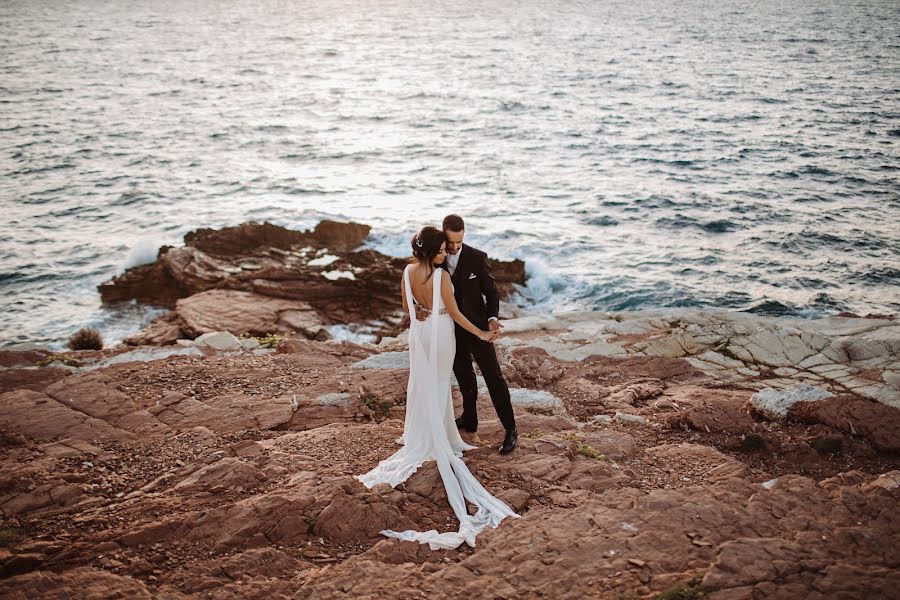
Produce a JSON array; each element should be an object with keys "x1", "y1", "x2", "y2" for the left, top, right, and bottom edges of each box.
[
  {"x1": 1, "y1": 308, "x2": 898, "y2": 598},
  {"x1": 98, "y1": 220, "x2": 527, "y2": 345}
]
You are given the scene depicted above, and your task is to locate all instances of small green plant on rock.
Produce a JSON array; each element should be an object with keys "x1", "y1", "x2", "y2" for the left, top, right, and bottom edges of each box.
[
  {"x1": 67, "y1": 327, "x2": 104, "y2": 350},
  {"x1": 255, "y1": 333, "x2": 286, "y2": 349},
  {"x1": 520, "y1": 428, "x2": 545, "y2": 439},
  {"x1": 0, "y1": 527, "x2": 27, "y2": 547},
  {"x1": 559, "y1": 433, "x2": 606, "y2": 460},
  {"x1": 359, "y1": 389, "x2": 394, "y2": 418},
  {"x1": 576, "y1": 441, "x2": 606, "y2": 460},
  {"x1": 655, "y1": 575, "x2": 705, "y2": 600},
  {"x1": 36, "y1": 353, "x2": 81, "y2": 368}
]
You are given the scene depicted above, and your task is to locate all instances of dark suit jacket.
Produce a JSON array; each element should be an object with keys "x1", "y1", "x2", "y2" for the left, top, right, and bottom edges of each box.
[{"x1": 442, "y1": 244, "x2": 500, "y2": 331}]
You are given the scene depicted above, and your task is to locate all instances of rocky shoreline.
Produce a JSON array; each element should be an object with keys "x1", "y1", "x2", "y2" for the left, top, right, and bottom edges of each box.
[
  {"x1": 1, "y1": 222, "x2": 898, "y2": 598},
  {"x1": 100, "y1": 220, "x2": 525, "y2": 345}
]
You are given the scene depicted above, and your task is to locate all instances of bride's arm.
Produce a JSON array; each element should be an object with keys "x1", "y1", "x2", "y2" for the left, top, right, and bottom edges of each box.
[
  {"x1": 401, "y1": 274, "x2": 409, "y2": 315},
  {"x1": 441, "y1": 274, "x2": 498, "y2": 343},
  {"x1": 400, "y1": 274, "x2": 411, "y2": 327}
]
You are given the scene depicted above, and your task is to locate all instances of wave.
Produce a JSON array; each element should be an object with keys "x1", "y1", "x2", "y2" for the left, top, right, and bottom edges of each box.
[
  {"x1": 499, "y1": 101, "x2": 526, "y2": 111},
  {"x1": 633, "y1": 195, "x2": 677, "y2": 209},
  {"x1": 774, "y1": 229, "x2": 892, "y2": 255},
  {"x1": 116, "y1": 238, "x2": 163, "y2": 275},
  {"x1": 9, "y1": 163, "x2": 75, "y2": 176},
  {"x1": 740, "y1": 299, "x2": 797, "y2": 317},
  {"x1": 0, "y1": 271, "x2": 50, "y2": 285},
  {"x1": 799, "y1": 165, "x2": 837, "y2": 176},
  {"x1": 845, "y1": 266, "x2": 900, "y2": 285},
  {"x1": 793, "y1": 293, "x2": 846, "y2": 317},
  {"x1": 655, "y1": 216, "x2": 740, "y2": 233},
  {"x1": 586, "y1": 216, "x2": 619, "y2": 227},
  {"x1": 701, "y1": 219, "x2": 739, "y2": 233},
  {"x1": 111, "y1": 192, "x2": 153, "y2": 207},
  {"x1": 509, "y1": 258, "x2": 573, "y2": 309},
  {"x1": 633, "y1": 158, "x2": 700, "y2": 169},
  {"x1": 362, "y1": 231, "x2": 414, "y2": 259}
]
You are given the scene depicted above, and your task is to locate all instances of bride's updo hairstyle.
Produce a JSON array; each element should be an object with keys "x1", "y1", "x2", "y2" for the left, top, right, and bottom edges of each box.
[{"x1": 410, "y1": 225, "x2": 446, "y2": 280}]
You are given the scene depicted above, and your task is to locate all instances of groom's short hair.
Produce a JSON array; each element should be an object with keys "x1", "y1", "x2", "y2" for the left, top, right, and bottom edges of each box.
[{"x1": 443, "y1": 214, "x2": 465, "y2": 232}]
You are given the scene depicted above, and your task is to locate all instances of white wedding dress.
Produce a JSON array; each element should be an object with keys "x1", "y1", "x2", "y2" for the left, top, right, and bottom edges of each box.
[{"x1": 357, "y1": 266, "x2": 518, "y2": 549}]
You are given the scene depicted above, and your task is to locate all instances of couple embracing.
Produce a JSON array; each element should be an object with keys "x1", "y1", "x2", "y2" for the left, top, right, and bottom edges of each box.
[{"x1": 356, "y1": 214, "x2": 519, "y2": 550}]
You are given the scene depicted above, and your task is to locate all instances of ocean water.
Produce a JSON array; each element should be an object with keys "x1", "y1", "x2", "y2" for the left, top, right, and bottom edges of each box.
[{"x1": 1, "y1": 0, "x2": 899, "y2": 348}]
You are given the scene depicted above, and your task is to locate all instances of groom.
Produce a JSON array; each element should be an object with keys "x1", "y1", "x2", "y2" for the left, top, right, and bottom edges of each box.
[{"x1": 441, "y1": 214, "x2": 517, "y2": 454}]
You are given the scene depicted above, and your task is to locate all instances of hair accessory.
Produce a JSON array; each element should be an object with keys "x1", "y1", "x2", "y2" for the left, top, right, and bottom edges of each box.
[{"x1": 415, "y1": 235, "x2": 423, "y2": 248}]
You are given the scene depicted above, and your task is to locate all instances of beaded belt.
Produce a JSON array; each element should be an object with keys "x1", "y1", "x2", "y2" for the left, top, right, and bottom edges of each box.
[{"x1": 415, "y1": 303, "x2": 447, "y2": 316}]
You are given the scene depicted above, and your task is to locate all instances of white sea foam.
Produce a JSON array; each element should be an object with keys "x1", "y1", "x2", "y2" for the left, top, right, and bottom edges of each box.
[
  {"x1": 327, "y1": 324, "x2": 378, "y2": 344},
  {"x1": 53, "y1": 302, "x2": 171, "y2": 352},
  {"x1": 308, "y1": 254, "x2": 340, "y2": 267},
  {"x1": 510, "y1": 257, "x2": 567, "y2": 309},
  {"x1": 362, "y1": 230, "x2": 411, "y2": 258},
  {"x1": 116, "y1": 238, "x2": 162, "y2": 275},
  {"x1": 322, "y1": 270, "x2": 356, "y2": 281}
]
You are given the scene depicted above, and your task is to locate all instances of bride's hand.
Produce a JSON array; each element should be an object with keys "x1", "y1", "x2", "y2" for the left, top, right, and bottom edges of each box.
[{"x1": 479, "y1": 329, "x2": 500, "y2": 343}]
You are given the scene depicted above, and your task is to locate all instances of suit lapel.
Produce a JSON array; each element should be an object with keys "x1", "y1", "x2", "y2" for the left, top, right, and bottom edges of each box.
[{"x1": 451, "y1": 245, "x2": 466, "y2": 285}]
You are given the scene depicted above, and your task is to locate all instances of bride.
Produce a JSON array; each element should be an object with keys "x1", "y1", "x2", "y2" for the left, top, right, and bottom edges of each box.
[{"x1": 357, "y1": 225, "x2": 519, "y2": 550}]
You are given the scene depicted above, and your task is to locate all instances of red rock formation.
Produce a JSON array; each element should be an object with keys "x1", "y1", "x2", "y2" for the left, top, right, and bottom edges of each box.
[
  {"x1": 0, "y1": 367, "x2": 70, "y2": 395},
  {"x1": 121, "y1": 312, "x2": 182, "y2": 346},
  {"x1": 790, "y1": 394, "x2": 900, "y2": 452},
  {"x1": 488, "y1": 257, "x2": 526, "y2": 298},
  {"x1": 174, "y1": 290, "x2": 327, "y2": 339},
  {"x1": 101, "y1": 220, "x2": 526, "y2": 343}
]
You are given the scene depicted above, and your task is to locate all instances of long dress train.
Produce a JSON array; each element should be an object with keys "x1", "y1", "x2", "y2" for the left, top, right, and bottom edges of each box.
[{"x1": 356, "y1": 266, "x2": 518, "y2": 550}]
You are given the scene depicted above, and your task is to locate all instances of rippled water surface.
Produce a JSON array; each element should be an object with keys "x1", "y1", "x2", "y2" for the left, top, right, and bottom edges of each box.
[{"x1": 2, "y1": 0, "x2": 899, "y2": 346}]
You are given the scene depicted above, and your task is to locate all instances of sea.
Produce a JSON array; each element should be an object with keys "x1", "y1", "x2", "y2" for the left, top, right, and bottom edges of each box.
[{"x1": 1, "y1": 0, "x2": 899, "y2": 348}]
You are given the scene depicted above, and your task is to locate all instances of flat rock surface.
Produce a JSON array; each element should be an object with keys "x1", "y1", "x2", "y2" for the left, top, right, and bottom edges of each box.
[{"x1": 0, "y1": 309, "x2": 898, "y2": 598}]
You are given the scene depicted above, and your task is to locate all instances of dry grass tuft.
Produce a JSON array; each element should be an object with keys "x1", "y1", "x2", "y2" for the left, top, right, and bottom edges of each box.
[{"x1": 67, "y1": 327, "x2": 104, "y2": 350}]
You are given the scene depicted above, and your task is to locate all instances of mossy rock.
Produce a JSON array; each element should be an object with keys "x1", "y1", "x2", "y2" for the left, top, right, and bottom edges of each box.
[
  {"x1": 655, "y1": 576, "x2": 705, "y2": 600},
  {"x1": 740, "y1": 433, "x2": 766, "y2": 452},
  {"x1": 811, "y1": 435, "x2": 843, "y2": 454}
]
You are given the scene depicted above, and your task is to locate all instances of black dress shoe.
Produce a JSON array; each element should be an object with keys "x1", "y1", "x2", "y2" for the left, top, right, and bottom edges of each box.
[
  {"x1": 499, "y1": 429, "x2": 517, "y2": 454},
  {"x1": 455, "y1": 416, "x2": 477, "y2": 433}
]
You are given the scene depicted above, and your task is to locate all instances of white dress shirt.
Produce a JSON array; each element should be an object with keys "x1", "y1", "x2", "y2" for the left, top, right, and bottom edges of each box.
[{"x1": 446, "y1": 249, "x2": 461, "y2": 276}]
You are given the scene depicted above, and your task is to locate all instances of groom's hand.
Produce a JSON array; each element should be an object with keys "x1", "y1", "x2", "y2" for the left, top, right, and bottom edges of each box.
[
  {"x1": 488, "y1": 319, "x2": 503, "y2": 332},
  {"x1": 415, "y1": 303, "x2": 431, "y2": 321}
]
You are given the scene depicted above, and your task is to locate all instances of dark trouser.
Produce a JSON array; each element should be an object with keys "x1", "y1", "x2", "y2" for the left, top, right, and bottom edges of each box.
[{"x1": 453, "y1": 327, "x2": 516, "y2": 432}]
